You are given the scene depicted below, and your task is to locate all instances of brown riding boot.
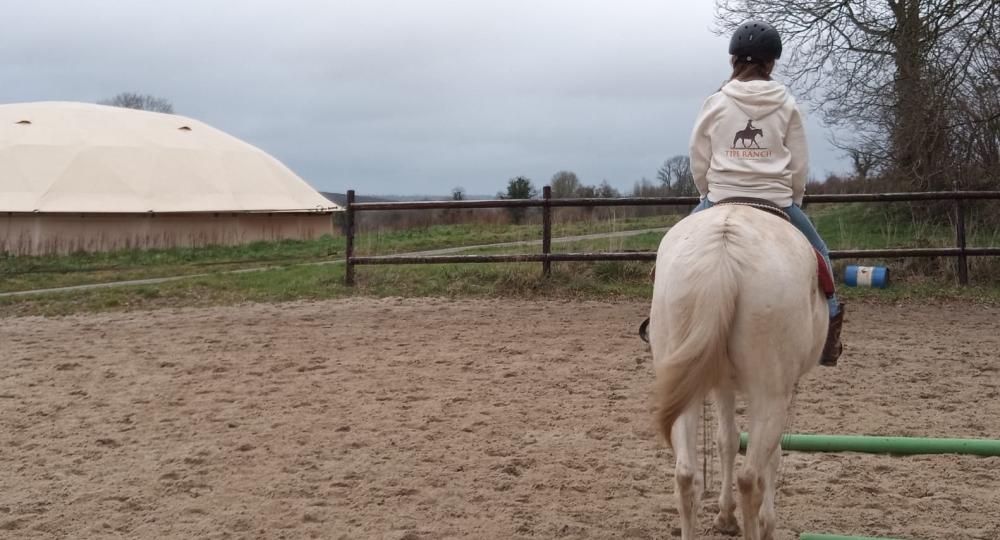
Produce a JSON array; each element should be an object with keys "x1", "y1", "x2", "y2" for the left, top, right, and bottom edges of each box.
[{"x1": 820, "y1": 303, "x2": 845, "y2": 366}]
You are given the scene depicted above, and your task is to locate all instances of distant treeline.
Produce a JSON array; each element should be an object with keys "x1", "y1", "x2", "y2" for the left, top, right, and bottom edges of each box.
[{"x1": 332, "y1": 150, "x2": 999, "y2": 235}]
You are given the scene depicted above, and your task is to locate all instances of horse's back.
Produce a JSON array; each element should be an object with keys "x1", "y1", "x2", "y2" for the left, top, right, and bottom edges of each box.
[
  {"x1": 654, "y1": 205, "x2": 815, "y2": 307},
  {"x1": 652, "y1": 205, "x2": 826, "y2": 387}
]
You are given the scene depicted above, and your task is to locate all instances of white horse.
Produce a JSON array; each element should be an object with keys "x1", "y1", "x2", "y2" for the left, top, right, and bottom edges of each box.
[{"x1": 649, "y1": 204, "x2": 827, "y2": 540}]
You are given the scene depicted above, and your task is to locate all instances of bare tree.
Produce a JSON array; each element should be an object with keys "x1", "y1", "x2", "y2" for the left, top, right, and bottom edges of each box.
[
  {"x1": 594, "y1": 180, "x2": 621, "y2": 198},
  {"x1": 848, "y1": 148, "x2": 878, "y2": 184},
  {"x1": 631, "y1": 177, "x2": 668, "y2": 197},
  {"x1": 657, "y1": 155, "x2": 699, "y2": 196},
  {"x1": 550, "y1": 171, "x2": 582, "y2": 198},
  {"x1": 715, "y1": 1, "x2": 999, "y2": 190},
  {"x1": 100, "y1": 92, "x2": 175, "y2": 114},
  {"x1": 575, "y1": 184, "x2": 596, "y2": 198},
  {"x1": 944, "y1": 25, "x2": 1000, "y2": 189}
]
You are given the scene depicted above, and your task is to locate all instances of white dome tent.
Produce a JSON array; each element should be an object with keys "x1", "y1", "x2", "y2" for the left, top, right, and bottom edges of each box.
[{"x1": 0, "y1": 102, "x2": 340, "y2": 255}]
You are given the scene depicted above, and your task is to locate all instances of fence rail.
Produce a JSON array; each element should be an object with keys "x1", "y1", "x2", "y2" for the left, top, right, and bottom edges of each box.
[{"x1": 343, "y1": 189, "x2": 1000, "y2": 285}]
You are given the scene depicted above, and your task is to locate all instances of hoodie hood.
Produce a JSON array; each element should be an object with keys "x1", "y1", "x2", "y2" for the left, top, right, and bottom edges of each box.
[{"x1": 720, "y1": 80, "x2": 789, "y2": 120}]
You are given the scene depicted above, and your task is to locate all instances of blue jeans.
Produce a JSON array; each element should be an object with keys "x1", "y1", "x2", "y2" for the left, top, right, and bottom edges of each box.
[{"x1": 692, "y1": 199, "x2": 840, "y2": 317}]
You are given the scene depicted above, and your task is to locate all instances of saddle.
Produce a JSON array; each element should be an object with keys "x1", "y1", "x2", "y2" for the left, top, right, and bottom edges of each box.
[{"x1": 715, "y1": 197, "x2": 790, "y2": 221}]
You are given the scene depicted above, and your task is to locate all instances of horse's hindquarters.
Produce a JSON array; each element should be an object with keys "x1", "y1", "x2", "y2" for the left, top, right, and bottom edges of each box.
[
  {"x1": 649, "y1": 206, "x2": 828, "y2": 540},
  {"x1": 727, "y1": 223, "x2": 827, "y2": 388},
  {"x1": 651, "y1": 206, "x2": 826, "y2": 383}
]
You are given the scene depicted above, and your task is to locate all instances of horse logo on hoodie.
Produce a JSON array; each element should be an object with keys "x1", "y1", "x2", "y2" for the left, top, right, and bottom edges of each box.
[{"x1": 733, "y1": 119, "x2": 765, "y2": 149}]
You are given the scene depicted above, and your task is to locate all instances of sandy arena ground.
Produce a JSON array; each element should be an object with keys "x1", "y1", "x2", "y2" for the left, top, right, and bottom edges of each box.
[{"x1": 2, "y1": 298, "x2": 999, "y2": 539}]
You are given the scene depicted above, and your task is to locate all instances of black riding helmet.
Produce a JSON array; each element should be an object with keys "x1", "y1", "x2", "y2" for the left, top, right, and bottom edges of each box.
[{"x1": 729, "y1": 20, "x2": 782, "y2": 61}]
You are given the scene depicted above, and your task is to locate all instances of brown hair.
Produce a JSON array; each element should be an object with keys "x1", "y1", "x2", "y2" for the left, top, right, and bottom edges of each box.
[{"x1": 729, "y1": 56, "x2": 774, "y2": 81}]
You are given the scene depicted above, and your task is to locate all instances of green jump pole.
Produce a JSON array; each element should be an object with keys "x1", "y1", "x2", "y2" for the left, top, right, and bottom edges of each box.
[
  {"x1": 800, "y1": 534, "x2": 909, "y2": 540},
  {"x1": 739, "y1": 433, "x2": 1000, "y2": 456}
]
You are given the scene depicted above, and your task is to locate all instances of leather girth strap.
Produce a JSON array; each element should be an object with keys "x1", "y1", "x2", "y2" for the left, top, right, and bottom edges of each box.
[{"x1": 715, "y1": 197, "x2": 790, "y2": 222}]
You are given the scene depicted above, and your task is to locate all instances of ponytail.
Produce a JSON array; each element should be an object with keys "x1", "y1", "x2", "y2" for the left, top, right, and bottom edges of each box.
[{"x1": 729, "y1": 56, "x2": 773, "y2": 82}]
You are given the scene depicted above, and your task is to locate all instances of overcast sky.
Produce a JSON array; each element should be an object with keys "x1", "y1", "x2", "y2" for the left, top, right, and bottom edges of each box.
[{"x1": 2, "y1": 0, "x2": 849, "y2": 196}]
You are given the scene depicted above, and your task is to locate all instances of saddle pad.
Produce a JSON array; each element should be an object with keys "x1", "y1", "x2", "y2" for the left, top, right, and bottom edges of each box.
[{"x1": 816, "y1": 250, "x2": 836, "y2": 298}]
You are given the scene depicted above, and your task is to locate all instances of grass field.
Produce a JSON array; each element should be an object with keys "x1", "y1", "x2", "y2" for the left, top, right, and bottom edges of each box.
[
  {"x1": 0, "y1": 213, "x2": 681, "y2": 294},
  {"x1": 2, "y1": 204, "x2": 998, "y2": 317}
]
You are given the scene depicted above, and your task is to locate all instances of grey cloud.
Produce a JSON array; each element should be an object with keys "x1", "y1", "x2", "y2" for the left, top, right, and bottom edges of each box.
[{"x1": 1, "y1": 0, "x2": 848, "y2": 196}]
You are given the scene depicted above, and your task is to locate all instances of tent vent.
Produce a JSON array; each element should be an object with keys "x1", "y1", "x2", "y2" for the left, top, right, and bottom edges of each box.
[
  {"x1": 178, "y1": 126, "x2": 192, "y2": 131},
  {"x1": 16, "y1": 120, "x2": 31, "y2": 125}
]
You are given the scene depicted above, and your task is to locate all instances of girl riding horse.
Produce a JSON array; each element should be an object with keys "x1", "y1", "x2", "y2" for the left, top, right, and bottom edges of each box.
[
  {"x1": 648, "y1": 22, "x2": 848, "y2": 539},
  {"x1": 687, "y1": 20, "x2": 843, "y2": 366},
  {"x1": 640, "y1": 20, "x2": 843, "y2": 366}
]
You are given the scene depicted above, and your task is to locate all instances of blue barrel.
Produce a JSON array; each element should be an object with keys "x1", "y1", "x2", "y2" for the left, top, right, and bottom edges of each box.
[{"x1": 844, "y1": 265, "x2": 889, "y2": 288}]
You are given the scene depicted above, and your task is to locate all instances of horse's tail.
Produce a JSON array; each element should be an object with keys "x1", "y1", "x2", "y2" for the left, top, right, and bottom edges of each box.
[{"x1": 654, "y1": 220, "x2": 742, "y2": 449}]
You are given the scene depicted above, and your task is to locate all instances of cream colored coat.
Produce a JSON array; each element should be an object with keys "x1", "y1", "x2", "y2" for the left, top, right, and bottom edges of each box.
[{"x1": 649, "y1": 205, "x2": 828, "y2": 540}]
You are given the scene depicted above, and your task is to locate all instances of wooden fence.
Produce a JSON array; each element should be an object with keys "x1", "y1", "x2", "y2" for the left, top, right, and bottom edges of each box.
[{"x1": 343, "y1": 188, "x2": 1000, "y2": 285}]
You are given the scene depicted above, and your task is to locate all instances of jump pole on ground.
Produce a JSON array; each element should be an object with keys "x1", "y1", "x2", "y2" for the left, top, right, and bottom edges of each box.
[
  {"x1": 739, "y1": 433, "x2": 1000, "y2": 456},
  {"x1": 800, "y1": 534, "x2": 909, "y2": 540}
]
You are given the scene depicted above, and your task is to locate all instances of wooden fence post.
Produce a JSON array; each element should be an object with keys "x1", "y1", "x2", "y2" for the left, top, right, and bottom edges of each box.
[
  {"x1": 345, "y1": 190, "x2": 356, "y2": 286},
  {"x1": 542, "y1": 186, "x2": 552, "y2": 277},
  {"x1": 955, "y1": 199, "x2": 968, "y2": 285}
]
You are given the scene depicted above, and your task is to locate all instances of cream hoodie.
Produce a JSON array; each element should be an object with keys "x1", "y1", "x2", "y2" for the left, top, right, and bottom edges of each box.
[{"x1": 688, "y1": 80, "x2": 808, "y2": 207}]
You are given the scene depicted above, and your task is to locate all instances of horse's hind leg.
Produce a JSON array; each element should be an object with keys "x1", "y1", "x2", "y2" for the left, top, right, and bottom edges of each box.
[
  {"x1": 671, "y1": 401, "x2": 703, "y2": 540},
  {"x1": 738, "y1": 396, "x2": 789, "y2": 540},
  {"x1": 713, "y1": 388, "x2": 740, "y2": 535},
  {"x1": 759, "y1": 445, "x2": 782, "y2": 540}
]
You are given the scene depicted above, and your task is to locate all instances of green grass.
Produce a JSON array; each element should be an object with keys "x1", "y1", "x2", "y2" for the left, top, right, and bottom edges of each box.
[
  {"x1": 0, "y1": 258, "x2": 656, "y2": 318},
  {"x1": 5, "y1": 255, "x2": 999, "y2": 319},
  {"x1": 0, "y1": 236, "x2": 345, "y2": 293},
  {"x1": 808, "y1": 202, "x2": 1000, "y2": 284},
  {"x1": 810, "y1": 202, "x2": 1000, "y2": 248},
  {"x1": 1, "y1": 205, "x2": 998, "y2": 318},
  {"x1": 0, "y1": 213, "x2": 678, "y2": 294},
  {"x1": 352, "y1": 213, "x2": 679, "y2": 255}
]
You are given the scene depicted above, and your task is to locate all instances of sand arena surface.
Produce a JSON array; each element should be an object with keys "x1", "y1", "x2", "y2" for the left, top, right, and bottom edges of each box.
[{"x1": 2, "y1": 298, "x2": 999, "y2": 539}]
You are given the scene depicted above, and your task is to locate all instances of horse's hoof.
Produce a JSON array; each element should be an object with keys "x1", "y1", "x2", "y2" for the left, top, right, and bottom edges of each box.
[
  {"x1": 759, "y1": 517, "x2": 775, "y2": 540},
  {"x1": 713, "y1": 514, "x2": 740, "y2": 536}
]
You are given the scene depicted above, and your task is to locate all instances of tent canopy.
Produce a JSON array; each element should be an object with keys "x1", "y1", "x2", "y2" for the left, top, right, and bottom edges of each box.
[{"x1": 0, "y1": 102, "x2": 340, "y2": 213}]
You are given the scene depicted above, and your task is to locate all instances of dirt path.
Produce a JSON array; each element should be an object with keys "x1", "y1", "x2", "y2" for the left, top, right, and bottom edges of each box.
[
  {"x1": 388, "y1": 227, "x2": 668, "y2": 257},
  {"x1": 2, "y1": 299, "x2": 998, "y2": 539}
]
